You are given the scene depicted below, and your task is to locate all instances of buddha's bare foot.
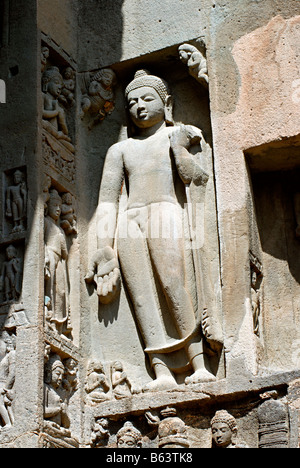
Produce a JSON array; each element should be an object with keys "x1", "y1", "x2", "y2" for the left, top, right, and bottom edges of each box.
[
  {"x1": 185, "y1": 368, "x2": 216, "y2": 386},
  {"x1": 143, "y1": 376, "x2": 178, "y2": 393}
]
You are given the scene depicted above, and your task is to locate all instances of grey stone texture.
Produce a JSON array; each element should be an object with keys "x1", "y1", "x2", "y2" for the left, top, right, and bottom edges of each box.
[{"x1": 0, "y1": 0, "x2": 299, "y2": 448}]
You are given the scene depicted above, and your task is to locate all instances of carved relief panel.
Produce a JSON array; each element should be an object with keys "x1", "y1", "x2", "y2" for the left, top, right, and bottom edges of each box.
[{"x1": 41, "y1": 37, "x2": 76, "y2": 186}]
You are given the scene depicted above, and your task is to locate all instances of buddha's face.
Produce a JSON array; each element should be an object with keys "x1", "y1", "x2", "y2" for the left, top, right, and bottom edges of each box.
[
  {"x1": 212, "y1": 422, "x2": 233, "y2": 448},
  {"x1": 127, "y1": 87, "x2": 165, "y2": 129},
  {"x1": 118, "y1": 434, "x2": 138, "y2": 449}
]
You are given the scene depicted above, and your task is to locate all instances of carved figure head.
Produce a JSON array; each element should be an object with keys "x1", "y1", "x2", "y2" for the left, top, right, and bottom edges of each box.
[
  {"x1": 93, "y1": 68, "x2": 117, "y2": 89},
  {"x1": 42, "y1": 66, "x2": 64, "y2": 97},
  {"x1": 116, "y1": 421, "x2": 142, "y2": 449},
  {"x1": 125, "y1": 70, "x2": 173, "y2": 130},
  {"x1": 45, "y1": 354, "x2": 65, "y2": 389},
  {"x1": 13, "y1": 170, "x2": 24, "y2": 185},
  {"x1": 211, "y1": 410, "x2": 238, "y2": 448},
  {"x1": 47, "y1": 189, "x2": 62, "y2": 222},
  {"x1": 6, "y1": 245, "x2": 17, "y2": 260},
  {"x1": 61, "y1": 192, "x2": 73, "y2": 205}
]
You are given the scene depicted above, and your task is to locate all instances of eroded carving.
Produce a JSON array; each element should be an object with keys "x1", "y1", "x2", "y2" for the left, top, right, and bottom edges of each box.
[
  {"x1": 257, "y1": 393, "x2": 289, "y2": 448},
  {"x1": 0, "y1": 331, "x2": 15, "y2": 429},
  {"x1": 90, "y1": 418, "x2": 110, "y2": 448},
  {"x1": 250, "y1": 252, "x2": 263, "y2": 337},
  {"x1": 60, "y1": 192, "x2": 77, "y2": 236},
  {"x1": 80, "y1": 68, "x2": 117, "y2": 127},
  {"x1": 178, "y1": 42, "x2": 208, "y2": 87},
  {"x1": 59, "y1": 67, "x2": 76, "y2": 107},
  {"x1": 86, "y1": 69, "x2": 223, "y2": 391}
]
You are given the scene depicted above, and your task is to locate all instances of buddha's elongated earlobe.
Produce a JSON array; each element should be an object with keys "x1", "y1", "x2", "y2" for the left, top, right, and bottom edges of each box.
[{"x1": 165, "y1": 95, "x2": 174, "y2": 126}]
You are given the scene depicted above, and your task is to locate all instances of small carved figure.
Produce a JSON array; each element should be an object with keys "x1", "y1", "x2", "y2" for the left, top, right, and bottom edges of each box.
[
  {"x1": 0, "y1": 245, "x2": 22, "y2": 303},
  {"x1": 178, "y1": 43, "x2": 208, "y2": 87},
  {"x1": 250, "y1": 253, "x2": 263, "y2": 337},
  {"x1": 111, "y1": 361, "x2": 135, "y2": 399},
  {"x1": 44, "y1": 354, "x2": 70, "y2": 432},
  {"x1": 59, "y1": 67, "x2": 76, "y2": 107},
  {"x1": 44, "y1": 296, "x2": 56, "y2": 333},
  {"x1": 211, "y1": 410, "x2": 247, "y2": 448},
  {"x1": 85, "y1": 360, "x2": 110, "y2": 402},
  {"x1": 44, "y1": 190, "x2": 71, "y2": 337},
  {"x1": 63, "y1": 358, "x2": 78, "y2": 393},
  {"x1": 0, "y1": 333, "x2": 16, "y2": 428},
  {"x1": 91, "y1": 418, "x2": 110, "y2": 448},
  {"x1": 5, "y1": 169, "x2": 27, "y2": 233},
  {"x1": 42, "y1": 66, "x2": 74, "y2": 153},
  {"x1": 116, "y1": 421, "x2": 143, "y2": 449},
  {"x1": 41, "y1": 46, "x2": 50, "y2": 73},
  {"x1": 60, "y1": 192, "x2": 77, "y2": 236},
  {"x1": 80, "y1": 68, "x2": 117, "y2": 126}
]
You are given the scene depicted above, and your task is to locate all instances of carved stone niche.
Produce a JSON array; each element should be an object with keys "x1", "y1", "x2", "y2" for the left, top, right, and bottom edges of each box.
[
  {"x1": 0, "y1": 241, "x2": 24, "y2": 305},
  {"x1": 3, "y1": 167, "x2": 27, "y2": 239},
  {"x1": 85, "y1": 45, "x2": 223, "y2": 395},
  {"x1": 246, "y1": 136, "x2": 300, "y2": 373},
  {"x1": 41, "y1": 38, "x2": 76, "y2": 184}
]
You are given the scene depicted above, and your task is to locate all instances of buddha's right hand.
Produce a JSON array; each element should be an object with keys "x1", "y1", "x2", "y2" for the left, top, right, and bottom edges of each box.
[{"x1": 85, "y1": 246, "x2": 120, "y2": 304}]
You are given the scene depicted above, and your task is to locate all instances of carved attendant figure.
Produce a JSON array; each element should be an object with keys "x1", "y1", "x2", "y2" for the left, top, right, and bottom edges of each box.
[
  {"x1": 44, "y1": 190, "x2": 70, "y2": 336},
  {"x1": 6, "y1": 169, "x2": 27, "y2": 233},
  {"x1": 0, "y1": 245, "x2": 22, "y2": 302},
  {"x1": 44, "y1": 355, "x2": 70, "y2": 429},
  {"x1": 86, "y1": 70, "x2": 222, "y2": 391}
]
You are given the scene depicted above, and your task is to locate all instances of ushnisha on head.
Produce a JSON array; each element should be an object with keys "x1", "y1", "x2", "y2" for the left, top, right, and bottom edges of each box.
[
  {"x1": 116, "y1": 421, "x2": 143, "y2": 448},
  {"x1": 125, "y1": 69, "x2": 174, "y2": 130}
]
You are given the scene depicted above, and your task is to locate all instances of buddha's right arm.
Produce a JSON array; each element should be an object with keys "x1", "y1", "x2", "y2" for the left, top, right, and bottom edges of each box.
[{"x1": 96, "y1": 144, "x2": 124, "y2": 251}]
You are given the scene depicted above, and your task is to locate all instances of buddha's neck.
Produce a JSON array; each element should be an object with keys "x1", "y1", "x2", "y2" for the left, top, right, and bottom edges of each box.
[{"x1": 136, "y1": 120, "x2": 166, "y2": 139}]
